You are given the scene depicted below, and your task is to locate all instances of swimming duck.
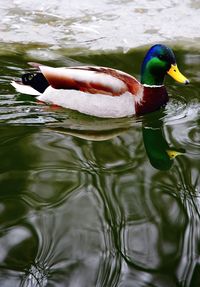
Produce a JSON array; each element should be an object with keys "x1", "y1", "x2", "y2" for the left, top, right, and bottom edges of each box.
[{"x1": 11, "y1": 44, "x2": 189, "y2": 118}]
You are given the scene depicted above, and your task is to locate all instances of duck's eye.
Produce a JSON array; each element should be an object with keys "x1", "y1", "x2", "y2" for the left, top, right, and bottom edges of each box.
[{"x1": 158, "y1": 54, "x2": 164, "y2": 60}]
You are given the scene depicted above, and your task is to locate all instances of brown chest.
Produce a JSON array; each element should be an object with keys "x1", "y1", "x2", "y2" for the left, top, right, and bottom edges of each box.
[{"x1": 135, "y1": 86, "x2": 169, "y2": 115}]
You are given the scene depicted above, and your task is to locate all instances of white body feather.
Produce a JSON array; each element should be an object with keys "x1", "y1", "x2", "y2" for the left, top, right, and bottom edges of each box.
[{"x1": 38, "y1": 87, "x2": 135, "y2": 118}]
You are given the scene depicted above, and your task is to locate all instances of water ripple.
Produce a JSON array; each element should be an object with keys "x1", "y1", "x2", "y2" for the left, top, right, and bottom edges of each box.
[
  {"x1": 1, "y1": 0, "x2": 200, "y2": 51},
  {"x1": 0, "y1": 43, "x2": 199, "y2": 287}
]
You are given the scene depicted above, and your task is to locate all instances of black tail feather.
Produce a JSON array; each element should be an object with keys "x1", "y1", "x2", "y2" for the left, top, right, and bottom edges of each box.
[{"x1": 22, "y1": 73, "x2": 49, "y2": 93}]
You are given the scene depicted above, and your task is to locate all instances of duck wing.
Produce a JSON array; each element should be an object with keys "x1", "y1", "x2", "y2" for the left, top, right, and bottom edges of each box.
[{"x1": 38, "y1": 65, "x2": 141, "y2": 96}]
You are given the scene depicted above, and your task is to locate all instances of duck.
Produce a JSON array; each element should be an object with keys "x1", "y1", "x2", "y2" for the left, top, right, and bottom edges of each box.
[{"x1": 11, "y1": 44, "x2": 189, "y2": 118}]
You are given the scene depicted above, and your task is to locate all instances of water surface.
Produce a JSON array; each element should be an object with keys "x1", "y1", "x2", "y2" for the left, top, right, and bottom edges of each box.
[
  {"x1": 0, "y1": 47, "x2": 200, "y2": 286},
  {"x1": 0, "y1": 0, "x2": 200, "y2": 286},
  {"x1": 1, "y1": 0, "x2": 200, "y2": 54}
]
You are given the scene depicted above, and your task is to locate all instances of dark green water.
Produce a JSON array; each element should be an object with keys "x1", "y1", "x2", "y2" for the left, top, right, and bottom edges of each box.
[{"x1": 0, "y1": 47, "x2": 200, "y2": 287}]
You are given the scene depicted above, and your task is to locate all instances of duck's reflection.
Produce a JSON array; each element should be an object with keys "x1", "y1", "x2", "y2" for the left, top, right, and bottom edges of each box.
[
  {"x1": 47, "y1": 111, "x2": 185, "y2": 171},
  {"x1": 142, "y1": 112, "x2": 185, "y2": 170},
  {"x1": 0, "y1": 117, "x2": 194, "y2": 287}
]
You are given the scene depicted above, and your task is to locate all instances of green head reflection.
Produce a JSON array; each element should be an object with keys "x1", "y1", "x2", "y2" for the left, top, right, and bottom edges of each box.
[{"x1": 142, "y1": 126, "x2": 185, "y2": 170}]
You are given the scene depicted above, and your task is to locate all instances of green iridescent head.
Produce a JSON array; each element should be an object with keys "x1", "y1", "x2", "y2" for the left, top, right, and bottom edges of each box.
[{"x1": 141, "y1": 44, "x2": 189, "y2": 86}]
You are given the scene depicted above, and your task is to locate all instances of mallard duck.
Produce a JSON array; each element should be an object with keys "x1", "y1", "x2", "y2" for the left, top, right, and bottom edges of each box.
[{"x1": 11, "y1": 44, "x2": 189, "y2": 118}]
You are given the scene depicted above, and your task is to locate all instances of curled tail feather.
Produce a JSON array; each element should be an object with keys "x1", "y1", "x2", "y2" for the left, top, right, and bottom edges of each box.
[{"x1": 11, "y1": 72, "x2": 49, "y2": 96}]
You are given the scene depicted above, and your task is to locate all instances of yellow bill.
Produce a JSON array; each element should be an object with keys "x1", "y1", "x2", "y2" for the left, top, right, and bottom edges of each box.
[
  {"x1": 166, "y1": 149, "x2": 184, "y2": 159},
  {"x1": 167, "y1": 64, "x2": 189, "y2": 84}
]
